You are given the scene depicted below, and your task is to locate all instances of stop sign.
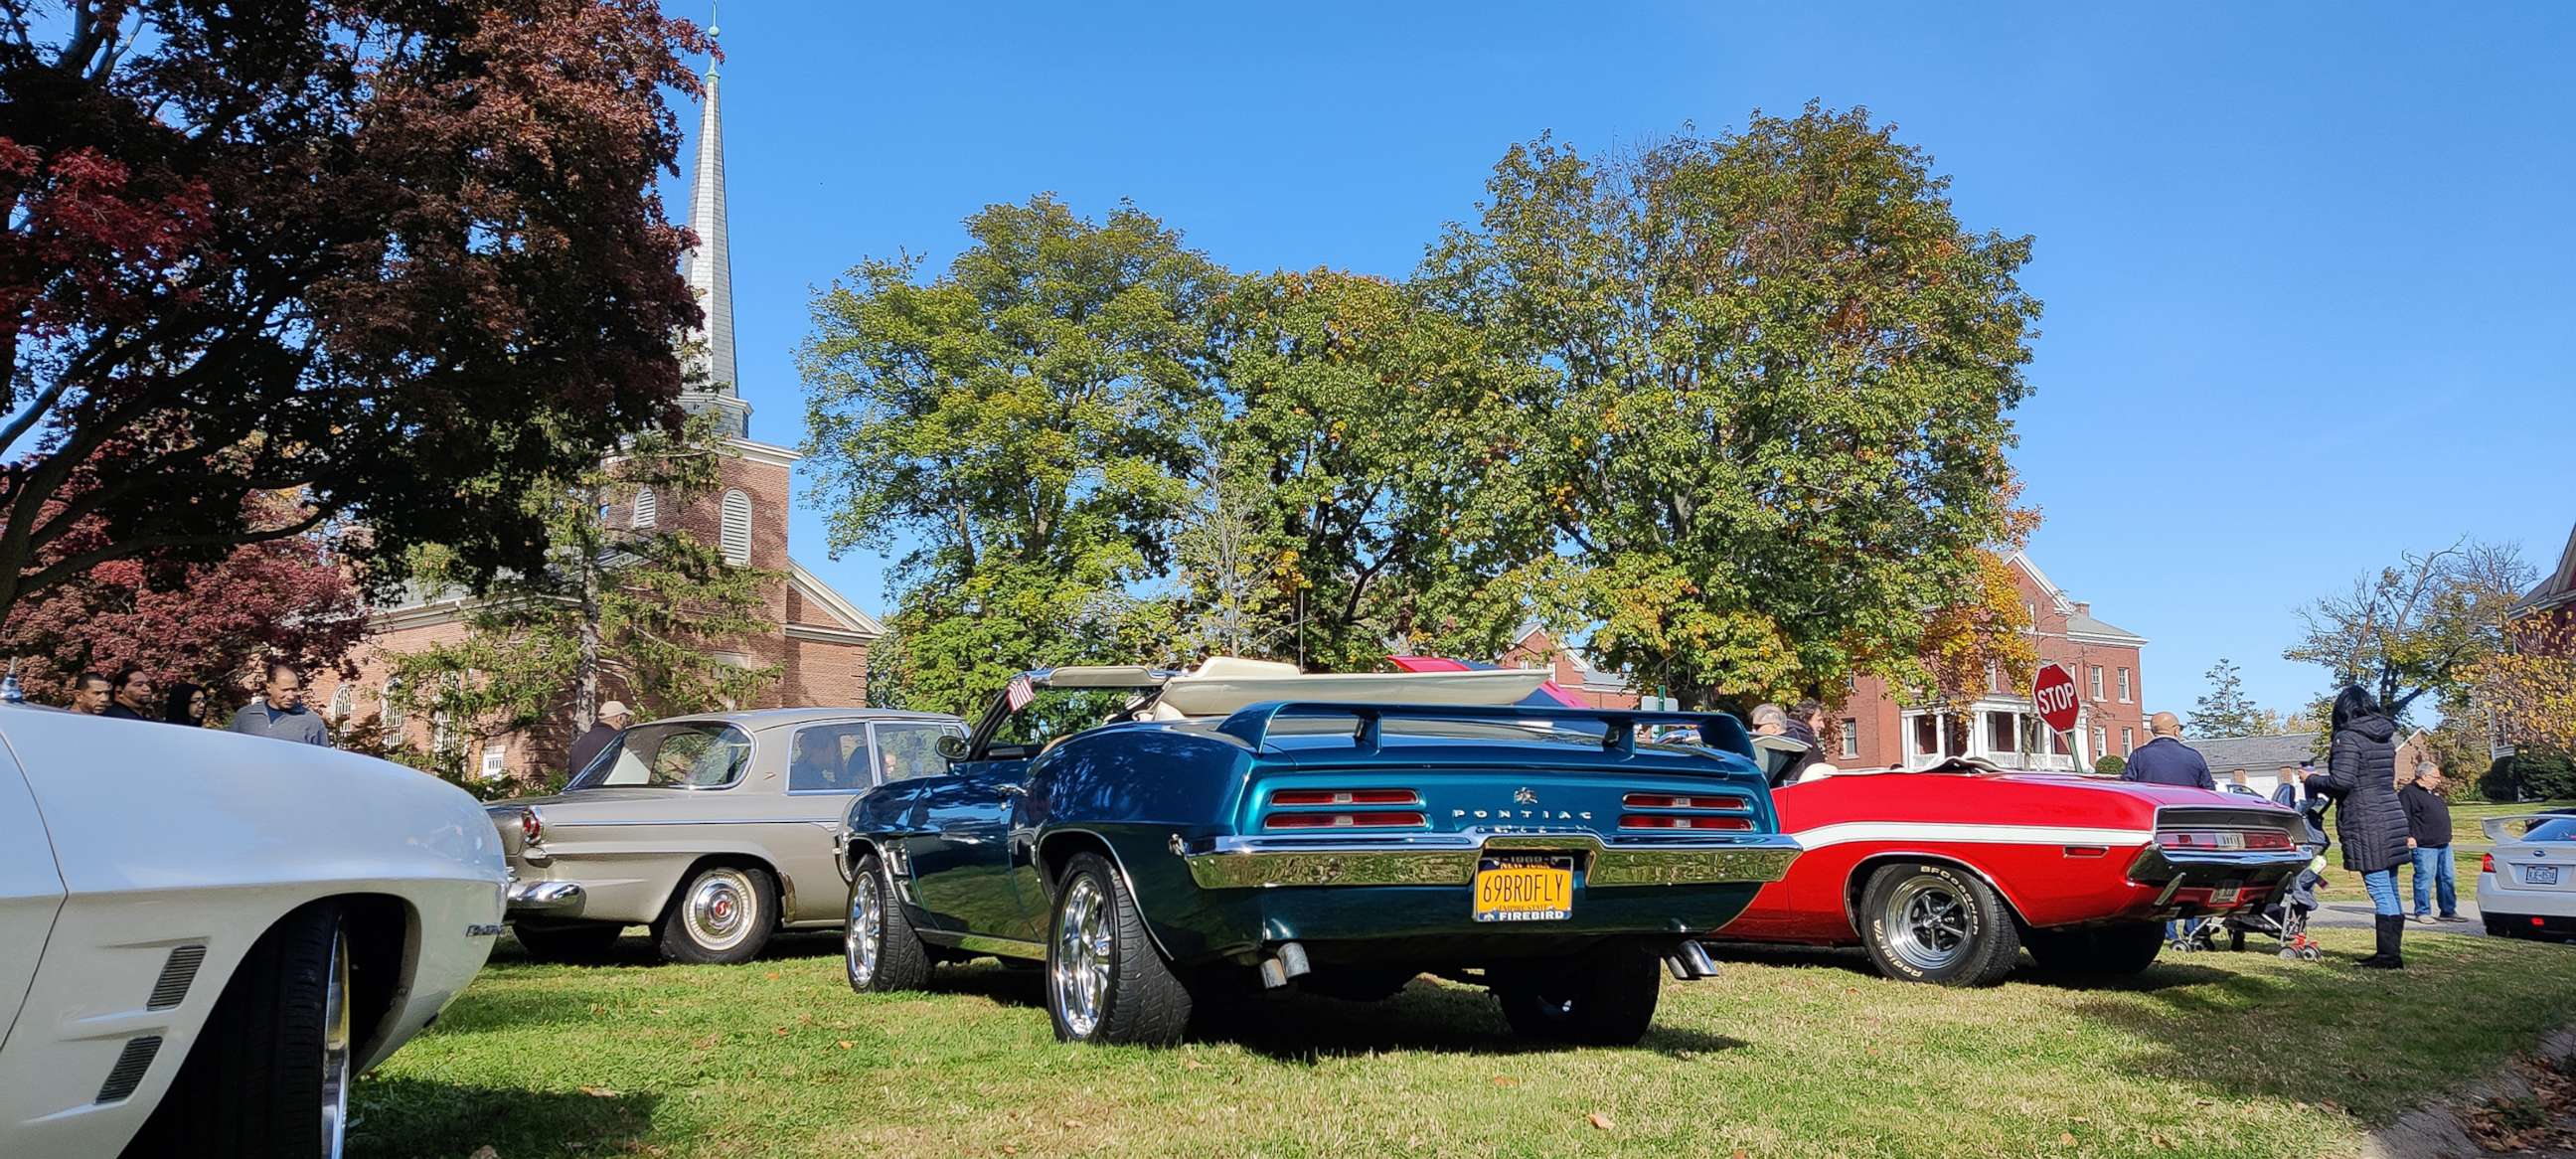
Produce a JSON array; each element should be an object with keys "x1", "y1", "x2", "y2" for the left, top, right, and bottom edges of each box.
[{"x1": 2030, "y1": 663, "x2": 2081, "y2": 734}]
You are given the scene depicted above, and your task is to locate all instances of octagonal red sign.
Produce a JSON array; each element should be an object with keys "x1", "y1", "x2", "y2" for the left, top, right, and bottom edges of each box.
[{"x1": 2030, "y1": 663, "x2": 2081, "y2": 734}]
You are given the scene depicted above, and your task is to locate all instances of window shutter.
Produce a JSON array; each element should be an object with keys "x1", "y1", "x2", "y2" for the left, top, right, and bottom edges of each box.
[
  {"x1": 633, "y1": 487, "x2": 658, "y2": 529},
  {"x1": 720, "y1": 490, "x2": 751, "y2": 565}
]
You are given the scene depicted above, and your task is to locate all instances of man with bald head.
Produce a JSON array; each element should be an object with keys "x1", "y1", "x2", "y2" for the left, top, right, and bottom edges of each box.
[{"x1": 2121, "y1": 711, "x2": 2215, "y2": 789}]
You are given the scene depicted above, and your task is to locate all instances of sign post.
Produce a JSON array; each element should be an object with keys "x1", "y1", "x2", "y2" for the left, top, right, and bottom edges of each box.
[{"x1": 2030, "y1": 662, "x2": 2084, "y2": 771}]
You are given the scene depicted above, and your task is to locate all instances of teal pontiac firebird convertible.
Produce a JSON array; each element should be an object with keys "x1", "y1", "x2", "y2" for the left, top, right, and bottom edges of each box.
[{"x1": 835, "y1": 658, "x2": 1801, "y2": 1046}]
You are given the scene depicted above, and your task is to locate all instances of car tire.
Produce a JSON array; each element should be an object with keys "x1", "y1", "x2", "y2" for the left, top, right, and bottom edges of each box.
[
  {"x1": 2484, "y1": 913, "x2": 2514, "y2": 938},
  {"x1": 655, "y1": 863, "x2": 776, "y2": 965},
  {"x1": 1493, "y1": 939, "x2": 1663, "y2": 1046},
  {"x1": 1858, "y1": 863, "x2": 2021, "y2": 986},
  {"x1": 2026, "y1": 921, "x2": 2164, "y2": 975},
  {"x1": 511, "y1": 921, "x2": 624, "y2": 964},
  {"x1": 127, "y1": 901, "x2": 354, "y2": 1158},
  {"x1": 847, "y1": 854, "x2": 932, "y2": 992},
  {"x1": 1046, "y1": 852, "x2": 1191, "y2": 1046}
]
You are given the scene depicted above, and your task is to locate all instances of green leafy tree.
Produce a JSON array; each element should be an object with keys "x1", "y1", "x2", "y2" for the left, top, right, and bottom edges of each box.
[
  {"x1": 2286, "y1": 539, "x2": 2534, "y2": 722},
  {"x1": 389, "y1": 417, "x2": 779, "y2": 786},
  {"x1": 2188, "y1": 658, "x2": 2270, "y2": 738},
  {"x1": 1201, "y1": 269, "x2": 1526, "y2": 669},
  {"x1": 800, "y1": 197, "x2": 1220, "y2": 714},
  {"x1": 1420, "y1": 107, "x2": 2041, "y2": 708}
]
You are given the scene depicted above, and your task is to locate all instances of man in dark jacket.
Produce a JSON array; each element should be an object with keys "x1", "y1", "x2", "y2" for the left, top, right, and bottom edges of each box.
[
  {"x1": 565, "y1": 700, "x2": 632, "y2": 778},
  {"x1": 2400, "y1": 763, "x2": 2465, "y2": 923},
  {"x1": 102, "y1": 667, "x2": 156, "y2": 721},
  {"x1": 2122, "y1": 713, "x2": 2216, "y2": 789}
]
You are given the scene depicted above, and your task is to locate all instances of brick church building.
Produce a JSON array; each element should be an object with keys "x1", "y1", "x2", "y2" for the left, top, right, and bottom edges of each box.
[{"x1": 311, "y1": 48, "x2": 880, "y2": 782}]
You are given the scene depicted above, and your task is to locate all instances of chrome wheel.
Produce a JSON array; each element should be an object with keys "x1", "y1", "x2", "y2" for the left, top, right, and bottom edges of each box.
[
  {"x1": 1050, "y1": 874, "x2": 1114, "y2": 1040},
  {"x1": 847, "y1": 873, "x2": 884, "y2": 988},
  {"x1": 1883, "y1": 875, "x2": 1973, "y2": 973},
  {"x1": 320, "y1": 925, "x2": 351, "y2": 1159},
  {"x1": 684, "y1": 868, "x2": 758, "y2": 952}
]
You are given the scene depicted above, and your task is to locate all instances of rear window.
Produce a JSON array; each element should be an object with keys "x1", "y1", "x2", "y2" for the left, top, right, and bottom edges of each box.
[
  {"x1": 2530, "y1": 818, "x2": 2576, "y2": 842},
  {"x1": 569, "y1": 723, "x2": 753, "y2": 790}
]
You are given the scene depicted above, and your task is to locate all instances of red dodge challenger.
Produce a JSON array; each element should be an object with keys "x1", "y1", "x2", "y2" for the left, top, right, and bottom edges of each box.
[{"x1": 1383, "y1": 658, "x2": 2315, "y2": 986}]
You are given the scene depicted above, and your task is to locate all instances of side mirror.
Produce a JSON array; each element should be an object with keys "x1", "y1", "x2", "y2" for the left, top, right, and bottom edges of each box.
[{"x1": 934, "y1": 735, "x2": 970, "y2": 762}]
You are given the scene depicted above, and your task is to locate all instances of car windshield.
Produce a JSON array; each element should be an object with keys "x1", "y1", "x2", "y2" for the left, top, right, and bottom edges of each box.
[{"x1": 568, "y1": 722, "x2": 754, "y2": 789}]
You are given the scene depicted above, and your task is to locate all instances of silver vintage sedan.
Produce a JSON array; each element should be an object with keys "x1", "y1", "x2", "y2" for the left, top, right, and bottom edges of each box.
[{"x1": 489, "y1": 708, "x2": 964, "y2": 964}]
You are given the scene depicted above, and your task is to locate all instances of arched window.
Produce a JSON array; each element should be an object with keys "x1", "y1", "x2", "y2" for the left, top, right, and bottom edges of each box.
[
  {"x1": 632, "y1": 486, "x2": 658, "y2": 530},
  {"x1": 329, "y1": 684, "x2": 353, "y2": 723},
  {"x1": 720, "y1": 489, "x2": 751, "y2": 565}
]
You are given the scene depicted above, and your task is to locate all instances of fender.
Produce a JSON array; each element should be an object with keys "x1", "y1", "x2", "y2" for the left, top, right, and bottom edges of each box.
[
  {"x1": 1842, "y1": 848, "x2": 2035, "y2": 935},
  {"x1": 1030, "y1": 824, "x2": 1188, "y2": 963}
]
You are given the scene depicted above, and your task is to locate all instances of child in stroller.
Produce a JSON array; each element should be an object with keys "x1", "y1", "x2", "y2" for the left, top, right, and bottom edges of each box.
[{"x1": 2181, "y1": 822, "x2": 2330, "y2": 960}]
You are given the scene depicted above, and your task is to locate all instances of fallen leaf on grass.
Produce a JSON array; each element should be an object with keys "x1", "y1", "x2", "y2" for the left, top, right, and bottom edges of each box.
[
  {"x1": 1587, "y1": 1112, "x2": 1613, "y2": 1131},
  {"x1": 579, "y1": 1086, "x2": 620, "y2": 1098},
  {"x1": 2058, "y1": 1132, "x2": 2075, "y2": 1145},
  {"x1": 773, "y1": 1026, "x2": 791, "y2": 1037},
  {"x1": 838, "y1": 1041, "x2": 854, "y2": 1050},
  {"x1": 1002, "y1": 1147, "x2": 1019, "y2": 1156},
  {"x1": 691, "y1": 1034, "x2": 721, "y2": 1050},
  {"x1": 588, "y1": 1005, "x2": 603, "y2": 1016},
  {"x1": 1062, "y1": 1118, "x2": 1085, "y2": 1128},
  {"x1": 764, "y1": 971, "x2": 780, "y2": 980},
  {"x1": 1182, "y1": 1058, "x2": 1205, "y2": 1071},
  {"x1": 2069, "y1": 1116, "x2": 2089, "y2": 1123},
  {"x1": 650, "y1": 1008, "x2": 667, "y2": 1016},
  {"x1": 1491, "y1": 1076, "x2": 1519, "y2": 1087}
]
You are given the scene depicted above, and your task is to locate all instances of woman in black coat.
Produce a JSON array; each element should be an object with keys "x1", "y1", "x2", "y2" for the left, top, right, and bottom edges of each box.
[{"x1": 2304, "y1": 685, "x2": 2414, "y2": 968}]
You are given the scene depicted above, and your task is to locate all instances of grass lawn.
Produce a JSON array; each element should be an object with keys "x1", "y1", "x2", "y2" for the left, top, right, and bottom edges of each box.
[
  {"x1": 352, "y1": 926, "x2": 2576, "y2": 1159},
  {"x1": 2314, "y1": 798, "x2": 2573, "y2": 887}
]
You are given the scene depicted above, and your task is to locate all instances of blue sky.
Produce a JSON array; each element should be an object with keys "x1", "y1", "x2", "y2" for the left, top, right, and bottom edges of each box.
[{"x1": 681, "y1": 1, "x2": 2575, "y2": 721}]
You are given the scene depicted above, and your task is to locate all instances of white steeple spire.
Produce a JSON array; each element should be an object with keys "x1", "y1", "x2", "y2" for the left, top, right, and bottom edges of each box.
[{"x1": 680, "y1": 14, "x2": 750, "y2": 437}]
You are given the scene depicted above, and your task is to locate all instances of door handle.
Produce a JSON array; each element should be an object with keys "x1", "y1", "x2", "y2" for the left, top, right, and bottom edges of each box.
[{"x1": 995, "y1": 783, "x2": 1029, "y2": 800}]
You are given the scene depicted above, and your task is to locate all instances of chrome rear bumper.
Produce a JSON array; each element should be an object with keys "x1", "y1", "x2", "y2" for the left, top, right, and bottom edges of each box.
[
  {"x1": 505, "y1": 880, "x2": 587, "y2": 916},
  {"x1": 1179, "y1": 831, "x2": 1801, "y2": 890}
]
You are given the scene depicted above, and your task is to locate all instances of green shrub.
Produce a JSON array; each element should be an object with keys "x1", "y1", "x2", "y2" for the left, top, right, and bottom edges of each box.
[{"x1": 2093, "y1": 754, "x2": 2126, "y2": 776}]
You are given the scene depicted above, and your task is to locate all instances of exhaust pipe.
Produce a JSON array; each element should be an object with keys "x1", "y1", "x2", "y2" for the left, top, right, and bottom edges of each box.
[
  {"x1": 1257, "y1": 940, "x2": 1312, "y2": 989},
  {"x1": 1663, "y1": 939, "x2": 1718, "y2": 980}
]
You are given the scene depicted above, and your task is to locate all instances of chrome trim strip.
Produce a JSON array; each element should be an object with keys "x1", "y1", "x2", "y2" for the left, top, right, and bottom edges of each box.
[
  {"x1": 537, "y1": 817, "x2": 838, "y2": 828},
  {"x1": 1181, "y1": 830, "x2": 1800, "y2": 890},
  {"x1": 505, "y1": 881, "x2": 587, "y2": 915},
  {"x1": 950, "y1": 932, "x2": 1046, "y2": 960}
]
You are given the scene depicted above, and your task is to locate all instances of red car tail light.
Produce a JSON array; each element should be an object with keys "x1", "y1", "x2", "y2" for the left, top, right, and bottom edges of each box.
[
  {"x1": 520, "y1": 807, "x2": 544, "y2": 845},
  {"x1": 1270, "y1": 788, "x2": 1421, "y2": 807},
  {"x1": 2157, "y1": 828, "x2": 2293, "y2": 852},
  {"x1": 1265, "y1": 811, "x2": 1426, "y2": 830},
  {"x1": 2482, "y1": 853, "x2": 2496, "y2": 875},
  {"x1": 1620, "y1": 814, "x2": 1753, "y2": 831},
  {"x1": 1621, "y1": 791, "x2": 1749, "y2": 811}
]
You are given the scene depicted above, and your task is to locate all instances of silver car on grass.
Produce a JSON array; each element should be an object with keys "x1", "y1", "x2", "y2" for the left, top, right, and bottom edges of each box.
[{"x1": 488, "y1": 708, "x2": 964, "y2": 964}]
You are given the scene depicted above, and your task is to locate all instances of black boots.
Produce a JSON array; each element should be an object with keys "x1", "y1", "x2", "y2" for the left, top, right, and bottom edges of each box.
[{"x1": 2358, "y1": 914, "x2": 2406, "y2": 969}]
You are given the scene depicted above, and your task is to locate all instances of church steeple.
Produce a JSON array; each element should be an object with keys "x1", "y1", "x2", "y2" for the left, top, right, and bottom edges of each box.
[{"x1": 680, "y1": 18, "x2": 751, "y2": 439}]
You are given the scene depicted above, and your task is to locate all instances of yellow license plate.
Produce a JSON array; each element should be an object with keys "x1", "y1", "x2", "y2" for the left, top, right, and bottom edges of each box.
[{"x1": 1473, "y1": 856, "x2": 1574, "y2": 922}]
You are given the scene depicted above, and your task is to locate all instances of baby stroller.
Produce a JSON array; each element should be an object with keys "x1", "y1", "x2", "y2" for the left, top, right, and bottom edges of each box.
[{"x1": 2179, "y1": 829, "x2": 2329, "y2": 962}]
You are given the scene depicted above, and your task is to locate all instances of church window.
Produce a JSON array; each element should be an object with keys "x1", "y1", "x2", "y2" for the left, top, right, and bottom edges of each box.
[
  {"x1": 720, "y1": 489, "x2": 751, "y2": 565},
  {"x1": 633, "y1": 487, "x2": 658, "y2": 530}
]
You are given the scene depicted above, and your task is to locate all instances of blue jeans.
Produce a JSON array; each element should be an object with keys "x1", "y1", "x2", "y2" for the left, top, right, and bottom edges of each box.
[
  {"x1": 2412, "y1": 846, "x2": 2458, "y2": 916},
  {"x1": 2361, "y1": 867, "x2": 2403, "y2": 916}
]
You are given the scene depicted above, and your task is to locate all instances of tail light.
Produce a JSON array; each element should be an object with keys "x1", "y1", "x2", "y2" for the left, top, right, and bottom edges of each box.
[
  {"x1": 1265, "y1": 811, "x2": 1426, "y2": 830},
  {"x1": 2157, "y1": 828, "x2": 2293, "y2": 852},
  {"x1": 2482, "y1": 853, "x2": 2496, "y2": 874},
  {"x1": 520, "y1": 807, "x2": 544, "y2": 845},
  {"x1": 1620, "y1": 814, "x2": 1754, "y2": 831},
  {"x1": 1270, "y1": 788, "x2": 1421, "y2": 807},
  {"x1": 1622, "y1": 792, "x2": 1749, "y2": 811}
]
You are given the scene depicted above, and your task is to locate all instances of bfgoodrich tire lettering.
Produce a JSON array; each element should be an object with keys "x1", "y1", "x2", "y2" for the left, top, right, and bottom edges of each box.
[
  {"x1": 1046, "y1": 852, "x2": 1191, "y2": 1046},
  {"x1": 847, "y1": 854, "x2": 931, "y2": 992},
  {"x1": 655, "y1": 863, "x2": 776, "y2": 965},
  {"x1": 127, "y1": 900, "x2": 353, "y2": 1158},
  {"x1": 1858, "y1": 863, "x2": 2021, "y2": 986}
]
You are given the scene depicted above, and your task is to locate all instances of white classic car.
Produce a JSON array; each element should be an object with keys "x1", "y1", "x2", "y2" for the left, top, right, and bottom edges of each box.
[{"x1": 0, "y1": 707, "x2": 506, "y2": 1159}]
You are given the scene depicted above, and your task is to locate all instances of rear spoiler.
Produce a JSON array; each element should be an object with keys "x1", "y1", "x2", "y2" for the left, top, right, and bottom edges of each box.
[
  {"x1": 1212, "y1": 701, "x2": 1757, "y2": 762},
  {"x1": 2483, "y1": 814, "x2": 2567, "y2": 842}
]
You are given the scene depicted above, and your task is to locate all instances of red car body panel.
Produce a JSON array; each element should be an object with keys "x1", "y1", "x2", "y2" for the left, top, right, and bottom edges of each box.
[{"x1": 1721, "y1": 767, "x2": 2305, "y2": 943}]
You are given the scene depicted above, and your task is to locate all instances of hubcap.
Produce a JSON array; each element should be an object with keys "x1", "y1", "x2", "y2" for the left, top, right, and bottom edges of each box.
[
  {"x1": 685, "y1": 870, "x2": 756, "y2": 951},
  {"x1": 1884, "y1": 876, "x2": 1974, "y2": 971},
  {"x1": 847, "y1": 873, "x2": 883, "y2": 986},
  {"x1": 1050, "y1": 875, "x2": 1115, "y2": 1039},
  {"x1": 320, "y1": 925, "x2": 351, "y2": 1159}
]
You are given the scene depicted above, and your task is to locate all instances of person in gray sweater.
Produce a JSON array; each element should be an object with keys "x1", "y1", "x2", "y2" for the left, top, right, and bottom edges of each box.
[{"x1": 231, "y1": 663, "x2": 332, "y2": 746}]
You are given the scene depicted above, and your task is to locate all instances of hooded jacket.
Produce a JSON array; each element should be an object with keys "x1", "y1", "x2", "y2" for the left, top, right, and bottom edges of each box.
[{"x1": 2306, "y1": 711, "x2": 2411, "y2": 873}]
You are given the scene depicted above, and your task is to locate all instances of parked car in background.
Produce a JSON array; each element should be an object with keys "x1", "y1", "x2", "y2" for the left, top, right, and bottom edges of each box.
[
  {"x1": 2478, "y1": 813, "x2": 2576, "y2": 940},
  {"x1": 492, "y1": 708, "x2": 965, "y2": 964},
  {"x1": 840, "y1": 658, "x2": 1801, "y2": 1047},
  {"x1": 1715, "y1": 756, "x2": 2312, "y2": 985},
  {"x1": 0, "y1": 707, "x2": 504, "y2": 1159}
]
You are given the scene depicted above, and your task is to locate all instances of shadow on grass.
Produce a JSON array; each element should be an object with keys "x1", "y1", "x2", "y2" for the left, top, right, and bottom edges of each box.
[
  {"x1": 1702, "y1": 938, "x2": 2242, "y2": 992},
  {"x1": 485, "y1": 927, "x2": 847, "y2": 971},
  {"x1": 349, "y1": 1077, "x2": 659, "y2": 1159},
  {"x1": 2060, "y1": 932, "x2": 2576, "y2": 1123}
]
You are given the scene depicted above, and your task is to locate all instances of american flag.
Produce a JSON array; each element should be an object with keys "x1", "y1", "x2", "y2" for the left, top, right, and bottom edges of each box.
[{"x1": 1004, "y1": 673, "x2": 1035, "y2": 712}]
